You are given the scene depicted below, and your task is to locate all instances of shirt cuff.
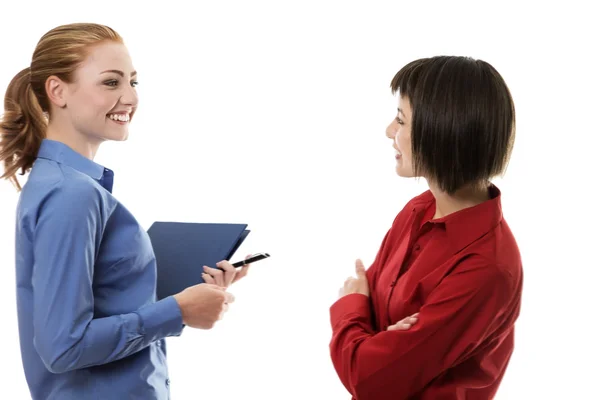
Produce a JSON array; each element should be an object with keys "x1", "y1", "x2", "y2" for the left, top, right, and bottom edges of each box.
[
  {"x1": 330, "y1": 293, "x2": 371, "y2": 330},
  {"x1": 136, "y1": 296, "x2": 184, "y2": 343}
]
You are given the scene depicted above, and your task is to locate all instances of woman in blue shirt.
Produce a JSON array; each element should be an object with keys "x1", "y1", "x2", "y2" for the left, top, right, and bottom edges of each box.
[{"x1": 0, "y1": 23, "x2": 245, "y2": 400}]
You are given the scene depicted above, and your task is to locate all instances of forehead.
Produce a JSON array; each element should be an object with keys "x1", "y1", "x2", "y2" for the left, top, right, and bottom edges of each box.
[{"x1": 78, "y1": 41, "x2": 134, "y2": 74}]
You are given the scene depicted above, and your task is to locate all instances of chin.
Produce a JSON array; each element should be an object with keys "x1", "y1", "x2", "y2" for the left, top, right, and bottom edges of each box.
[
  {"x1": 104, "y1": 130, "x2": 129, "y2": 142},
  {"x1": 395, "y1": 167, "x2": 412, "y2": 177}
]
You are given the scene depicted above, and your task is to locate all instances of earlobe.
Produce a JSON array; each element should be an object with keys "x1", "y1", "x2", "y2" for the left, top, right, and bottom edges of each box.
[{"x1": 45, "y1": 76, "x2": 67, "y2": 108}]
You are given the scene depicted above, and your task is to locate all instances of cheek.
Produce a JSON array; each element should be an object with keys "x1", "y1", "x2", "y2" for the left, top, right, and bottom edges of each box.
[
  {"x1": 395, "y1": 129, "x2": 411, "y2": 152},
  {"x1": 80, "y1": 92, "x2": 116, "y2": 117}
]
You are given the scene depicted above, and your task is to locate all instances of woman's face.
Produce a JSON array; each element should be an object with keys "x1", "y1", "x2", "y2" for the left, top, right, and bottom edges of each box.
[
  {"x1": 386, "y1": 96, "x2": 414, "y2": 177},
  {"x1": 56, "y1": 41, "x2": 139, "y2": 143}
]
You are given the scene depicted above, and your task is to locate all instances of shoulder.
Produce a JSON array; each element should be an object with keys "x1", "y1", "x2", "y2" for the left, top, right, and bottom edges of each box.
[
  {"x1": 471, "y1": 218, "x2": 523, "y2": 285},
  {"x1": 19, "y1": 164, "x2": 110, "y2": 226},
  {"x1": 455, "y1": 253, "x2": 522, "y2": 301}
]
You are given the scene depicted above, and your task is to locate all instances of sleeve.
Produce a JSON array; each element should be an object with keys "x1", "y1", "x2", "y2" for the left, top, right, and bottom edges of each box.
[
  {"x1": 329, "y1": 255, "x2": 514, "y2": 399},
  {"x1": 31, "y1": 181, "x2": 184, "y2": 374}
]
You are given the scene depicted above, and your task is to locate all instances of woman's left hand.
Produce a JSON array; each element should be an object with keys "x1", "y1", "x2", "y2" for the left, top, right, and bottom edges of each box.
[
  {"x1": 202, "y1": 254, "x2": 251, "y2": 289},
  {"x1": 339, "y1": 259, "x2": 370, "y2": 298}
]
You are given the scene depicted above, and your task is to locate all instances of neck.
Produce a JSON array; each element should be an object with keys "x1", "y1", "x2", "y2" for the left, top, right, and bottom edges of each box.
[
  {"x1": 428, "y1": 181, "x2": 491, "y2": 219},
  {"x1": 45, "y1": 120, "x2": 102, "y2": 160}
]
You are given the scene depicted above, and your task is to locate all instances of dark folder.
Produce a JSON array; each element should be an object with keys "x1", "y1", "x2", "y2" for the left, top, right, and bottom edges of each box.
[{"x1": 147, "y1": 221, "x2": 250, "y2": 300}]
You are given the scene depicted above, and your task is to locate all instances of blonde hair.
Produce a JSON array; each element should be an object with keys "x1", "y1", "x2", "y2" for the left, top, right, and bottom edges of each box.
[{"x1": 0, "y1": 23, "x2": 123, "y2": 190}]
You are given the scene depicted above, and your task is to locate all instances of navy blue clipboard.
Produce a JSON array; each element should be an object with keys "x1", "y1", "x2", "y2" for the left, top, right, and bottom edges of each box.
[{"x1": 147, "y1": 221, "x2": 250, "y2": 300}]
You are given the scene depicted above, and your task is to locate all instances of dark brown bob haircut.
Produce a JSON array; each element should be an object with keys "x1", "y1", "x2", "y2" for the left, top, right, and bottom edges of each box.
[{"x1": 390, "y1": 56, "x2": 515, "y2": 194}]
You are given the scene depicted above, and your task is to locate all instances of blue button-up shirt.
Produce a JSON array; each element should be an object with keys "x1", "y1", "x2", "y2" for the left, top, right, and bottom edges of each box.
[{"x1": 15, "y1": 139, "x2": 184, "y2": 399}]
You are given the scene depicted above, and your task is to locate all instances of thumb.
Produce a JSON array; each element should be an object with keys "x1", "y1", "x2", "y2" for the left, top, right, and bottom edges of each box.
[{"x1": 355, "y1": 259, "x2": 366, "y2": 278}]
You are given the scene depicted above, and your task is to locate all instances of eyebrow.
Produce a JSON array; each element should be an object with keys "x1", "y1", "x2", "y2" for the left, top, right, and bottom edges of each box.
[
  {"x1": 397, "y1": 108, "x2": 405, "y2": 117},
  {"x1": 101, "y1": 69, "x2": 137, "y2": 77}
]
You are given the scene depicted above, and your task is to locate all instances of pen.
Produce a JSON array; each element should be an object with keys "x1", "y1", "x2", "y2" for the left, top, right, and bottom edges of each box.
[{"x1": 216, "y1": 252, "x2": 271, "y2": 270}]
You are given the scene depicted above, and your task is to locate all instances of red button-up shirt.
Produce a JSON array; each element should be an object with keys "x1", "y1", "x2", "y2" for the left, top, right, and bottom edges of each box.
[{"x1": 329, "y1": 185, "x2": 523, "y2": 399}]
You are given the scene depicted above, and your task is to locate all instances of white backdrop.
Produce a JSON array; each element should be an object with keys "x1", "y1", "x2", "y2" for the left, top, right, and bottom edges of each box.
[{"x1": 0, "y1": 1, "x2": 598, "y2": 399}]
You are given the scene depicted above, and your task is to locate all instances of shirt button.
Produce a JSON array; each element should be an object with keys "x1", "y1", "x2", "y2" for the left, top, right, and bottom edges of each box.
[{"x1": 166, "y1": 379, "x2": 170, "y2": 387}]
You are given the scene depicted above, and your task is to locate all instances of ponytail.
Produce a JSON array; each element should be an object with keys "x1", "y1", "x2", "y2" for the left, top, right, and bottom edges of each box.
[
  {"x1": 0, "y1": 67, "x2": 47, "y2": 191},
  {"x1": 1, "y1": 23, "x2": 123, "y2": 191}
]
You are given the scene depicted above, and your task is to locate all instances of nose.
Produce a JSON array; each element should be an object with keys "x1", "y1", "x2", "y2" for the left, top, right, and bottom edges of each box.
[
  {"x1": 120, "y1": 84, "x2": 139, "y2": 107},
  {"x1": 385, "y1": 121, "x2": 396, "y2": 139}
]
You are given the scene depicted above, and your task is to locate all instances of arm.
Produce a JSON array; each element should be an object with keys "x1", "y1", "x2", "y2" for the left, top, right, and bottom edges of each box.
[
  {"x1": 31, "y1": 182, "x2": 183, "y2": 374},
  {"x1": 329, "y1": 256, "x2": 514, "y2": 399}
]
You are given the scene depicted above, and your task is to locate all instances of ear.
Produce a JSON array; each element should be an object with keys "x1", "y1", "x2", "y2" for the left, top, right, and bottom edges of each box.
[{"x1": 45, "y1": 75, "x2": 68, "y2": 108}]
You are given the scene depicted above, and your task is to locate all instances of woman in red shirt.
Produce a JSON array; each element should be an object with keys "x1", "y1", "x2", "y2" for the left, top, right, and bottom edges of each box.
[{"x1": 329, "y1": 56, "x2": 523, "y2": 400}]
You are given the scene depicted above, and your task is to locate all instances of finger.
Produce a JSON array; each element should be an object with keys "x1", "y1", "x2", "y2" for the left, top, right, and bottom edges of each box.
[
  {"x1": 202, "y1": 273, "x2": 216, "y2": 285},
  {"x1": 344, "y1": 278, "x2": 354, "y2": 291},
  {"x1": 224, "y1": 291, "x2": 235, "y2": 304},
  {"x1": 387, "y1": 322, "x2": 412, "y2": 331},
  {"x1": 218, "y1": 302, "x2": 230, "y2": 321},
  {"x1": 203, "y1": 265, "x2": 224, "y2": 287},
  {"x1": 231, "y1": 254, "x2": 253, "y2": 282},
  {"x1": 355, "y1": 259, "x2": 366, "y2": 278},
  {"x1": 387, "y1": 315, "x2": 419, "y2": 331},
  {"x1": 233, "y1": 265, "x2": 249, "y2": 282},
  {"x1": 216, "y1": 260, "x2": 237, "y2": 286},
  {"x1": 400, "y1": 315, "x2": 419, "y2": 324}
]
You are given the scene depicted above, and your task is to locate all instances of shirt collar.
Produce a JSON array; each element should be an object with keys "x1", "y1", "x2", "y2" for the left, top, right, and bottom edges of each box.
[
  {"x1": 36, "y1": 139, "x2": 114, "y2": 191},
  {"x1": 412, "y1": 183, "x2": 504, "y2": 254}
]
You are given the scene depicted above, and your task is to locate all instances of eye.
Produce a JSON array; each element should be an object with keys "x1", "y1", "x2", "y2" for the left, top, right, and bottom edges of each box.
[
  {"x1": 396, "y1": 117, "x2": 404, "y2": 125},
  {"x1": 104, "y1": 80, "x2": 118, "y2": 87},
  {"x1": 131, "y1": 80, "x2": 138, "y2": 88}
]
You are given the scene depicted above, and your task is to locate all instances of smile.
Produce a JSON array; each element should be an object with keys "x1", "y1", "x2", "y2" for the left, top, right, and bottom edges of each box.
[{"x1": 107, "y1": 113, "x2": 130, "y2": 123}]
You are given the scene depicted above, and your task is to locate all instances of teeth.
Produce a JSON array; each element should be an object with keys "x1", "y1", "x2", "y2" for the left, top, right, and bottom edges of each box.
[{"x1": 108, "y1": 113, "x2": 130, "y2": 122}]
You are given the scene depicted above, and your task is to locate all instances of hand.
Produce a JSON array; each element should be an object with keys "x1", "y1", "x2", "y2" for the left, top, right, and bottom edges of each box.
[
  {"x1": 339, "y1": 259, "x2": 370, "y2": 298},
  {"x1": 173, "y1": 283, "x2": 235, "y2": 329},
  {"x1": 202, "y1": 254, "x2": 251, "y2": 288},
  {"x1": 387, "y1": 313, "x2": 420, "y2": 331}
]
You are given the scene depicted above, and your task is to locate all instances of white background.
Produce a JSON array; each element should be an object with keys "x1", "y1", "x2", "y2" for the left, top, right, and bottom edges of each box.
[{"x1": 0, "y1": 1, "x2": 598, "y2": 399}]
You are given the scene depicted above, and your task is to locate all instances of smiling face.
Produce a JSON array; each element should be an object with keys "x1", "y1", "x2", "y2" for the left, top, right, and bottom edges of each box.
[
  {"x1": 61, "y1": 41, "x2": 139, "y2": 143},
  {"x1": 385, "y1": 96, "x2": 415, "y2": 178}
]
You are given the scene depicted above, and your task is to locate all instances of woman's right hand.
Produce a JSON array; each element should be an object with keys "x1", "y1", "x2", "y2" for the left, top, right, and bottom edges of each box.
[{"x1": 173, "y1": 284, "x2": 235, "y2": 329}]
